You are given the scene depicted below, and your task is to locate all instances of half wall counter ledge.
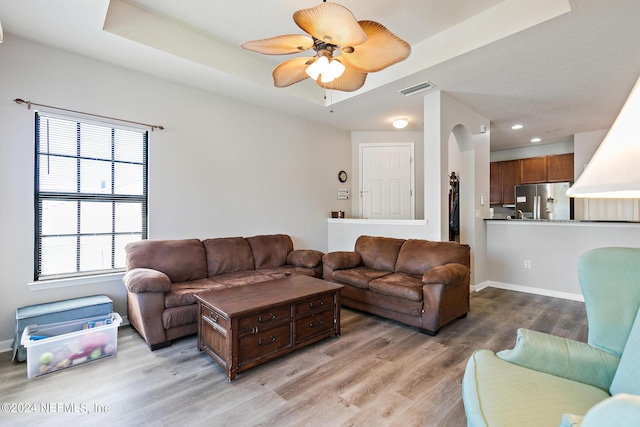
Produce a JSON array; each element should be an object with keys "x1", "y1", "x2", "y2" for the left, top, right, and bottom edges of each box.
[{"x1": 13, "y1": 98, "x2": 165, "y2": 131}]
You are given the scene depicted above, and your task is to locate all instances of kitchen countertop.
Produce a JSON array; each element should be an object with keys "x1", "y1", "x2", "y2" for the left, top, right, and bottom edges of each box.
[{"x1": 485, "y1": 218, "x2": 640, "y2": 225}]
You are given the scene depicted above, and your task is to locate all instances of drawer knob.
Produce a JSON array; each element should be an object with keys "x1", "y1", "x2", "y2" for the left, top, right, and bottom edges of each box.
[
  {"x1": 309, "y1": 319, "x2": 324, "y2": 328},
  {"x1": 209, "y1": 312, "x2": 219, "y2": 323},
  {"x1": 258, "y1": 335, "x2": 276, "y2": 346},
  {"x1": 258, "y1": 313, "x2": 276, "y2": 323}
]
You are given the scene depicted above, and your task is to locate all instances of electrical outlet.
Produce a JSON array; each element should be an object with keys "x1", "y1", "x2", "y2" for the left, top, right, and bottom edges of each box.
[{"x1": 524, "y1": 260, "x2": 532, "y2": 269}]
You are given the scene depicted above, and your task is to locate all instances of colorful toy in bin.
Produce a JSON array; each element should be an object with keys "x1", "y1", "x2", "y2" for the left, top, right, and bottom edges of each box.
[{"x1": 21, "y1": 313, "x2": 121, "y2": 378}]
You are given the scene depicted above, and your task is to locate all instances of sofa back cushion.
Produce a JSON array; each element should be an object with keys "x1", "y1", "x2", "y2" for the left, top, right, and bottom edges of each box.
[
  {"x1": 395, "y1": 239, "x2": 471, "y2": 276},
  {"x1": 609, "y1": 308, "x2": 640, "y2": 395},
  {"x1": 578, "y1": 247, "x2": 640, "y2": 357},
  {"x1": 125, "y1": 239, "x2": 207, "y2": 283},
  {"x1": 203, "y1": 237, "x2": 255, "y2": 276},
  {"x1": 355, "y1": 235, "x2": 405, "y2": 272},
  {"x1": 246, "y1": 234, "x2": 293, "y2": 269}
]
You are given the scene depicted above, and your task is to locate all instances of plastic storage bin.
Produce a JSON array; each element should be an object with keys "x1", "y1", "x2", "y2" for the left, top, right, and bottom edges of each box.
[{"x1": 21, "y1": 312, "x2": 121, "y2": 378}]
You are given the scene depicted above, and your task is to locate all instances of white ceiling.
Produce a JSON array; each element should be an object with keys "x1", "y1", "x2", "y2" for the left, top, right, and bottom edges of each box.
[{"x1": 1, "y1": 0, "x2": 640, "y2": 151}]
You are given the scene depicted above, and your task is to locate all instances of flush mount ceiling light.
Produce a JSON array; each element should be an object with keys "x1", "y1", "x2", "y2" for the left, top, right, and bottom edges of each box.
[
  {"x1": 392, "y1": 118, "x2": 408, "y2": 129},
  {"x1": 511, "y1": 124, "x2": 524, "y2": 130},
  {"x1": 241, "y1": 1, "x2": 411, "y2": 92},
  {"x1": 531, "y1": 137, "x2": 541, "y2": 142},
  {"x1": 567, "y1": 75, "x2": 640, "y2": 198}
]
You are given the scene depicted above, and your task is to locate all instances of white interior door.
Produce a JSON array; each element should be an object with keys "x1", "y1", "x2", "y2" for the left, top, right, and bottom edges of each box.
[{"x1": 360, "y1": 144, "x2": 414, "y2": 219}]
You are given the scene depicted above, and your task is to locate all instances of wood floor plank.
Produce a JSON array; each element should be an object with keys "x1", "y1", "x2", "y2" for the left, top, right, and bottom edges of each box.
[{"x1": 0, "y1": 287, "x2": 588, "y2": 426}]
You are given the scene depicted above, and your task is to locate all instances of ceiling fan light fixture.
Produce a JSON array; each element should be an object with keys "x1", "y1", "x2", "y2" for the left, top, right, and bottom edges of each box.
[
  {"x1": 393, "y1": 118, "x2": 408, "y2": 129},
  {"x1": 305, "y1": 55, "x2": 345, "y2": 82}
]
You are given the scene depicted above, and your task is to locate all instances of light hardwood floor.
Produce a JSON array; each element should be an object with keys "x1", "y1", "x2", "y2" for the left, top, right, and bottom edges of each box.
[{"x1": 0, "y1": 288, "x2": 587, "y2": 427}]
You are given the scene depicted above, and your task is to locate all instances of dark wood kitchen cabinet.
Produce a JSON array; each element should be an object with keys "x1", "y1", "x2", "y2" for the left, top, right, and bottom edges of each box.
[
  {"x1": 547, "y1": 153, "x2": 574, "y2": 182},
  {"x1": 500, "y1": 160, "x2": 521, "y2": 204},
  {"x1": 490, "y1": 160, "x2": 521, "y2": 205},
  {"x1": 490, "y1": 162, "x2": 502, "y2": 204},
  {"x1": 520, "y1": 156, "x2": 548, "y2": 183}
]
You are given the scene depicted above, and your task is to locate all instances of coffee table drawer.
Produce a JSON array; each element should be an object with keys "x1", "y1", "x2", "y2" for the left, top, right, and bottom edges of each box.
[
  {"x1": 201, "y1": 306, "x2": 230, "y2": 330},
  {"x1": 296, "y1": 307, "x2": 335, "y2": 342},
  {"x1": 238, "y1": 322, "x2": 292, "y2": 365},
  {"x1": 295, "y1": 292, "x2": 335, "y2": 314},
  {"x1": 238, "y1": 304, "x2": 291, "y2": 331}
]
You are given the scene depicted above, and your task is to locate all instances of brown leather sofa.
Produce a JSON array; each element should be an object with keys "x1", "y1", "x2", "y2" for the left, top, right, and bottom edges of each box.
[
  {"x1": 322, "y1": 235, "x2": 471, "y2": 335},
  {"x1": 123, "y1": 234, "x2": 324, "y2": 349}
]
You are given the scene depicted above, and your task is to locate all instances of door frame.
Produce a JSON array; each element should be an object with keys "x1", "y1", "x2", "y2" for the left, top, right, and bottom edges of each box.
[{"x1": 358, "y1": 142, "x2": 416, "y2": 219}]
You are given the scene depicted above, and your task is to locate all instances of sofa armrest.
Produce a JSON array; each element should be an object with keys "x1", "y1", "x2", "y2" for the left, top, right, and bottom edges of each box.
[
  {"x1": 123, "y1": 268, "x2": 171, "y2": 293},
  {"x1": 287, "y1": 249, "x2": 324, "y2": 268},
  {"x1": 498, "y1": 328, "x2": 620, "y2": 391},
  {"x1": 322, "y1": 251, "x2": 362, "y2": 270},
  {"x1": 422, "y1": 263, "x2": 470, "y2": 286}
]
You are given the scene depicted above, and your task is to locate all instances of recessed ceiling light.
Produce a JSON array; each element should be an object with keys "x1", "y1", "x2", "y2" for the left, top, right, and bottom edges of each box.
[
  {"x1": 392, "y1": 118, "x2": 408, "y2": 129},
  {"x1": 531, "y1": 137, "x2": 542, "y2": 142},
  {"x1": 511, "y1": 124, "x2": 524, "y2": 130}
]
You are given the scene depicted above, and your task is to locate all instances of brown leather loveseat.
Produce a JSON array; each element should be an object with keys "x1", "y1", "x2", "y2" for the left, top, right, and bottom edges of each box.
[
  {"x1": 322, "y1": 235, "x2": 470, "y2": 335},
  {"x1": 123, "y1": 234, "x2": 324, "y2": 349}
]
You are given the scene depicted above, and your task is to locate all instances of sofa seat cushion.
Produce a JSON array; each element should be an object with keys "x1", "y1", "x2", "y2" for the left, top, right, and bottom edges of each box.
[
  {"x1": 333, "y1": 266, "x2": 393, "y2": 289},
  {"x1": 257, "y1": 266, "x2": 315, "y2": 280},
  {"x1": 164, "y1": 279, "x2": 227, "y2": 308},
  {"x1": 463, "y1": 349, "x2": 610, "y2": 427},
  {"x1": 162, "y1": 304, "x2": 198, "y2": 330},
  {"x1": 213, "y1": 271, "x2": 275, "y2": 288},
  {"x1": 368, "y1": 273, "x2": 423, "y2": 302}
]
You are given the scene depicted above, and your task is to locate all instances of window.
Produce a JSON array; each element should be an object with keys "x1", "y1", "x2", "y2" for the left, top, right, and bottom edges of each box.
[{"x1": 34, "y1": 112, "x2": 148, "y2": 280}]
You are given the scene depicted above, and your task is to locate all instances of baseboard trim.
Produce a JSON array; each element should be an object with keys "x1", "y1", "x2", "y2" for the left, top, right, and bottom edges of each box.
[
  {"x1": 473, "y1": 281, "x2": 584, "y2": 302},
  {"x1": 0, "y1": 315, "x2": 130, "y2": 354}
]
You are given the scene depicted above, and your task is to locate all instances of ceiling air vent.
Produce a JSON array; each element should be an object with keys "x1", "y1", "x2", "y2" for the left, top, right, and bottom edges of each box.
[{"x1": 399, "y1": 81, "x2": 435, "y2": 96}]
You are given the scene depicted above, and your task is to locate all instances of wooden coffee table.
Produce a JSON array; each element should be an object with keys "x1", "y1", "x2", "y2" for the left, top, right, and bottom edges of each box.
[{"x1": 195, "y1": 275, "x2": 343, "y2": 381}]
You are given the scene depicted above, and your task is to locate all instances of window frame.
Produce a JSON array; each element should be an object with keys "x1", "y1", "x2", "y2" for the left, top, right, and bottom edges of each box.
[{"x1": 34, "y1": 112, "x2": 148, "y2": 281}]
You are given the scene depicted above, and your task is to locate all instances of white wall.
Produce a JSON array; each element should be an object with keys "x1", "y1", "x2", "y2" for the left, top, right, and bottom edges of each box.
[
  {"x1": 485, "y1": 221, "x2": 640, "y2": 300},
  {"x1": 490, "y1": 140, "x2": 574, "y2": 162},
  {"x1": 424, "y1": 91, "x2": 491, "y2": 285},
  {"x1": 0, "y1": 36, "x2": 351, "y2": 347}
]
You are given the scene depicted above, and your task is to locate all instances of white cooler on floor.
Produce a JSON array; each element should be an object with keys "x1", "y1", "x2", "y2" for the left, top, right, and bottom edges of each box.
[{"x1": 21, "y1": 312, "x2": 121, "y2": 378}]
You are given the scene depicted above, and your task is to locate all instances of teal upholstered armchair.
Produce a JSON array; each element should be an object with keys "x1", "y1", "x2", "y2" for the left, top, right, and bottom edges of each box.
[{"x1": 462, "y1": 247, "x2": 640, "y2": 426}]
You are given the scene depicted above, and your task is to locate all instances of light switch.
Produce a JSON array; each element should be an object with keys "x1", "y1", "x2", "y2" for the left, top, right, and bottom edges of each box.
[{"x1": 337, "y1": 188, "x2": 350, "y2": 200}]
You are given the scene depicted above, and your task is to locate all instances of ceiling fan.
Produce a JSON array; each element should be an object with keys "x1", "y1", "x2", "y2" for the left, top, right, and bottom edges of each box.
[{"x1": 241, "y1": 1, "x2": 411, "y2": 92}]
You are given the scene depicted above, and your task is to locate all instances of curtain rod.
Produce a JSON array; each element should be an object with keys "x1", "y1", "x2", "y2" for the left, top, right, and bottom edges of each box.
[{"x1": 13, "y1": 98, "x2": 165, "y2": 131}]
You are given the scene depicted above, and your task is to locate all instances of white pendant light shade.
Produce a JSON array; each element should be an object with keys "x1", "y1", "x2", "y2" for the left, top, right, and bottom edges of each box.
[{"x1": 567, "y1": 75, "x2": 640, "y2": 198}]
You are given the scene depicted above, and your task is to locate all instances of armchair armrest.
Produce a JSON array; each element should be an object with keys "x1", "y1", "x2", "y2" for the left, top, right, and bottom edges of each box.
[
  {"x1": 422, "y1": 263, "x2": 470, "y2": 286},
  {"x1": 322, "y1": 251, "x2": 362, "y2": 270},
  {"x1": 498, "y1": 328, "x2": 620, "y2": 391},
  {"x1": 123, "y1": 268, "x2": 171, "y2": 293},
  {"x1": 287, "y1": 249, "x2": 324, "y2": 268}
]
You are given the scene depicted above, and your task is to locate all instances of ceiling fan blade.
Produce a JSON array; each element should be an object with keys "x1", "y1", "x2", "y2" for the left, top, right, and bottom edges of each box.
[
  {"x1": 293, "y1": 2, "x2": 367, "y2": 47},
  {"x1": 272, "y1": 57, "x2": 313, "y2": 87},
  {"x1": 340, "y1": 21, "x2": 411, "y2": 72},
  {"x1": 241, "y1": 35, "x2": 314, "y2": 55},
  {"x1": 317, "y1": 61, "x2": 367, "y2": 92}
]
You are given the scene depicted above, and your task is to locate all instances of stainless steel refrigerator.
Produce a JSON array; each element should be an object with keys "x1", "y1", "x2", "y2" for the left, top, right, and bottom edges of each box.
[{"x1": 515, "y1": 182, "x2": 573, "y2": 220}]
